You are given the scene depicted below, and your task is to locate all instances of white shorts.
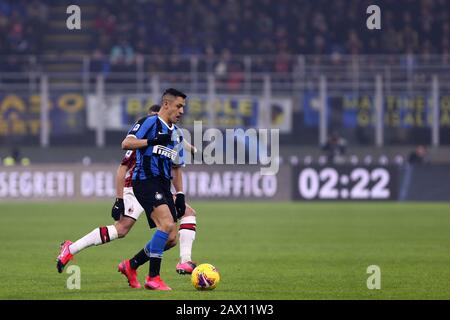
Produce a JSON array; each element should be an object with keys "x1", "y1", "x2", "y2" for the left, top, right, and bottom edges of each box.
[{"x1": 123, "y1": 187, "x2": 145, "y2": 221}]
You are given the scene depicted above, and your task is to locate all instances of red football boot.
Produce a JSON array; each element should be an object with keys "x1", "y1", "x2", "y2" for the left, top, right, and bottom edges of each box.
[
  {"x1": 56, "y1": 240, "x2": 74, "y2": 273},
  {"x1": 144, "y1": 275, "x2": 172, "y2": 291},
  {"x1": 118, "y1": 260, "x2": 141, "y2": 289},
  {"x1": 176, "y1": 261, "x2": 197, "y2": 275}
]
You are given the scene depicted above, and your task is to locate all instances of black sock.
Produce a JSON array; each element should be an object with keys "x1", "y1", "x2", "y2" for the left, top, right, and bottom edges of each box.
[
  {"x1": 149, "y1": 257, "x2": 162, "y2": 277},
  {"x1": 129, "y1": 248, "x2": 149, "y2": 270}
]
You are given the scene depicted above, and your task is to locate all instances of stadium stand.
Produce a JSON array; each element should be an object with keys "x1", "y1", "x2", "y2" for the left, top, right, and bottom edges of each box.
[{"x1": 1, "y1": 0, "x2": 450, "y2": 163}]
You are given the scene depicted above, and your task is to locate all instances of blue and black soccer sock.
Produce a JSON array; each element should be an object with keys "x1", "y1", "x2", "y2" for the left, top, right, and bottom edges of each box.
[
  {"x1": 129, "y1": 248, "x2": 149, "y2": 270},
  {"x1": 145, "y1": 229, "x2": 169, "y2": 277},
  {"x1": 129, "y1": 236, "x2": 173, "y2": 270}
]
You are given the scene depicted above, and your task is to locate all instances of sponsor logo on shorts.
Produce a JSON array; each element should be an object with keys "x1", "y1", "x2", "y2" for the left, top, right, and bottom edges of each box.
[{"x1": 155, "y1": 192, "x2": 163, "y2": 200}]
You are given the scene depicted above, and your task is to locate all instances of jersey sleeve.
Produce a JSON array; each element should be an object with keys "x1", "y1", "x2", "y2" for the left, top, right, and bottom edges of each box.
[
  {"x1": 176, "y1": 145, "x2": 185, "y2": 167},
  {"x1": 127, "y1": 116, "x2": 157, "y2": 139}
]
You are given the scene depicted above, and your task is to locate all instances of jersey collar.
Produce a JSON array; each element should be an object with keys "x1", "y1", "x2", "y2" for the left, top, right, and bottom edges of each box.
[{"x1": 158, "y1": 116, "x2": 174, "y2": 130}]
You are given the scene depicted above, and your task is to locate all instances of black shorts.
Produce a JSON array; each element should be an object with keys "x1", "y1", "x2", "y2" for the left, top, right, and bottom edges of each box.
[{"x1": 132, "y1": 178, "x2": 177, "y2": 229}]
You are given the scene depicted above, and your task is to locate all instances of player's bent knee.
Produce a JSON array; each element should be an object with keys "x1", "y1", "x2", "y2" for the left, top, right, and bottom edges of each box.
[
  {"x1": 160, "y1": 220, "x2": 176, "y2": 233},
  {"x1": 166, "y1": 237, "x2": 177, "y2": 249},
  {"x1": 183, "y1": 206, "x2": 196, "y2": 217},
  {"x1": 115, "y1": 219, "x2": 134, "y2": 238},
  {"x1": 115, "y1": 225, "x2": 128, "y2": 238},
  {"x1": 167, "y1": 221, "x2": 177, "y2": 232}
]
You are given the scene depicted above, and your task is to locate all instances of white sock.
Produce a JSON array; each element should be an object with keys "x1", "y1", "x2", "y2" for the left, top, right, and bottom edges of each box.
[
  {"x1": 69, "y1": 225, "x2": 118, "y2": 255},
  {"x1": 178, "y1": 216, "x2": 196, "y2": 263}
]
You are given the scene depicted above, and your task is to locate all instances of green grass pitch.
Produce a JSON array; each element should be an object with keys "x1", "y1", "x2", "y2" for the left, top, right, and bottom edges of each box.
[{"x1": 0, "y1": 201, "x2": 449, "y2": 299}]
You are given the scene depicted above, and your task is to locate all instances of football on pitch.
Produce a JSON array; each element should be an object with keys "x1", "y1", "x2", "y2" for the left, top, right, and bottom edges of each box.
[{"x1": 191, "y1": 263, "x2": 220, "y2": 290}]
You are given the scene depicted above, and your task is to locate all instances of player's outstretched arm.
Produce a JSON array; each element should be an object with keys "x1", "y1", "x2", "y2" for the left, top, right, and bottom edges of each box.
[
  {"x1": 115, "y1": 164, "x2": 127, "y2": 199},
  {"x1": 121, "y1": 136, "x2": 148, "y2": 150},
  {"x1": 172, "y1": 166, "x2": 186, "y2": 217},
  {"x1": 183, "y1": 140, "x2": 197, "y2": 154},
  {"x1": 111, "y1": 164, "x2": 127, "y2": 221},
  {"x1": 122, "y1": 133, "x2": 172, "y2": 150},
  {"x1": 172, "y1": 166, "x2": 184, "y2": 193}
]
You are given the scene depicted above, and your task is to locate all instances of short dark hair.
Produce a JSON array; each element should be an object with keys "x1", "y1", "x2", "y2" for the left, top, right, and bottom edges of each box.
[
  {"x1": 148, "y1": 104, "x2": 161, "y2": 113},
  {"x1": 162, "y1": 88, "x2": 187, "y2": 100}
]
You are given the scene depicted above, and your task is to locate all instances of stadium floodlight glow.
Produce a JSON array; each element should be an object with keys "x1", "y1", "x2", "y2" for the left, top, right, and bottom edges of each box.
[
  {"x1": 364, "y1": 156, "x2": 373, "y2": 165},
  {"x1": 350, "y1": 155, "x2": 359, "y2": 165},
  {"x1": 378, "y1": 156, "x2": 389, "y2": 165},
  {"x1": 290, "y1": 156, "x2": 299, "y2": 166},
  {"x1": 394, "y1": 155, "x2": 404, "y2": 165},
  {"x1": 318, "y1": 156, "x2": 327, "y2": 166},
  {"x1": 303, "y1": 156, "x2": 313, "y2": 165}
]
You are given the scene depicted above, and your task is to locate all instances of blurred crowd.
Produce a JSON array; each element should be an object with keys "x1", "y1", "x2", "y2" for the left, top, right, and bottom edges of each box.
[
  {"x1": 93, "y1": 0, "x2": 450, "y2": 57},
  {"x1": 0, "y1": 0, "x2": 48, "y2": 55},
  {"x1": 1, "y1": 0, "x2": 450, "y2": 74}
]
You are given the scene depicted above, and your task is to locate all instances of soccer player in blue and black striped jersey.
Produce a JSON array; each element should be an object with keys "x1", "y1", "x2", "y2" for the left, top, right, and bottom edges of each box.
[{"x1": 120, "y1": 88, "x2": 187, "y2": 290}]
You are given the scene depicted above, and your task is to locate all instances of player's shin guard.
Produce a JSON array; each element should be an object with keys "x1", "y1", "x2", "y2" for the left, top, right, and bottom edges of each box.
[
  {"x1": 69, "y1": 226, "x2": 118, "y2": 255},
  {"x1": 144, "y1": 230, "x2": 169, "y2": 277},
  {"x1": 179, "y1": 216, "x2": 196, "y2": 263}
]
